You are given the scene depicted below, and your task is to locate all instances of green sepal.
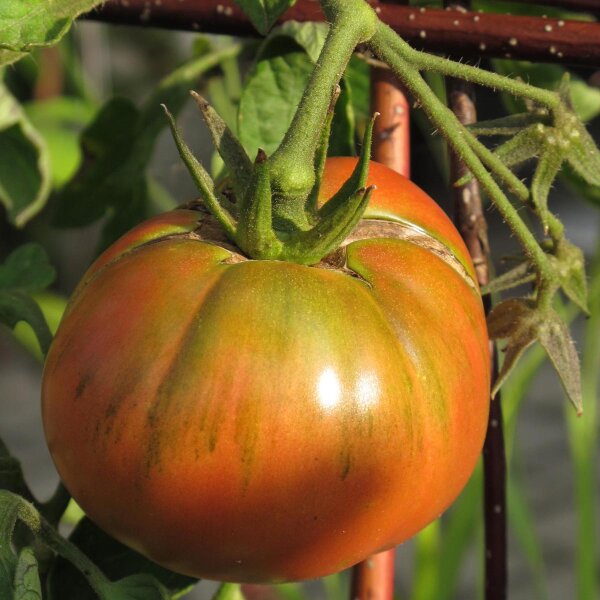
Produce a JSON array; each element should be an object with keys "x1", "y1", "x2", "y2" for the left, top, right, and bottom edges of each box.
[
  {"x1": 318, "y1": 110, "x2": 376, "y2": 220},
  {"x1": 531, "y1": 147, "x2": 564, "y2": 233},
  {"x1": 236, "y1": 150, "x2": 283, "y2": 260},
  {"x1": 550, "y1": 238, "x2": 589, "y2": 315},
  {"x1": 467, "y1": 111, "x2": 550, "y2": 137},
  {"x1": 565, "y1": 119, "x2": 600, "y2": 187},
  {"x1": 279, "y1": 111, "x2": 377, "y2": 264},
  {"x1": 281, "y1": 185, "x2": 374, "y2": 264},
  {"x1": 482, "y1": 262, "x2": 535, "y2": 296},
  {"x1": 190, "y1": 91, "x2": 253, "y2": 196},
  {"x1": 162, "y1": 105, "x2": 237, "y2": 239},
  {"x1": 488, "y1": 298, "x2": 582, "y2": 415},
  {"x1": 493, "y1": 125, "x2": 544, "y2": 170},
  {"x1": 455, "y1": 126, "x2": 530, "y2": 200}
]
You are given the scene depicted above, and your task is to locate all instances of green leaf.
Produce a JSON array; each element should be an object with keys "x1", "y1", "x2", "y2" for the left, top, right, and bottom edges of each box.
[
  {"x1": 344, "y1": 56, "x2": 370, "y2": 124},
  {"x1": 0, "y1": 243, "x2": 55, "y2": 355},
  {"x1": 47, "y1": 518, "x2": 196, "y2": 600},
  {"x1": 275, "y1": 21, "x2": 328, "y2": 63},
  {"x1": 238, "y1": 36, "x2": 314, "y2": 158},
  {"x1": 0, "y1": 81, "x2": 51, "y2": 226},
  {"x1": 0, "y1": 0, "x2": 102, "y2": 55},
  {"x1": 53, "y1": 97, "x2": 142, "y2": 231},
  {"x1": 0, "y1": 291, "x2": 53, "y2": 355},
  {"x1": 24, "y1": 96, "x2": 96, "y2": 188},
  {"x1": 328, "y1": 78, "x2": 355, "y2": 157},
  {"x1": 99, "y1": 575, "x2": 171, "y2": 600},
  {"x1": 0, "y1": 492, "x2": 41, "y2": 600},
  {"x1": 0, "y1": 48, "x2": 26, "y2": 68},
  {"x1": 0, "y1": 493, "x2": 20, "y2": 599},
  {"x1": 231, "y1": 0, "x2": 296, "y2": 35},
  {"x1": 13, "y1": 547, "x2": 41, "y2": 600},
  {"x1": 213, "y1": 583, "x2": 244, "y2": 600},
  {"x1": 0, "y1": 243, "x2": 55, "y2": 292}
]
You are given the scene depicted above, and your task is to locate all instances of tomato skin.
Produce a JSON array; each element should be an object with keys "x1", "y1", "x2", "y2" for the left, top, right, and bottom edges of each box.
[{"x1": 42, "y1": 159, "x2": 490, "y2": 583}]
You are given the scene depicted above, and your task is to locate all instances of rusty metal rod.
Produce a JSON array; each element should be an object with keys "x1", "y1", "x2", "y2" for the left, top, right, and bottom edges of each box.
[{"x1": 85, "y1": 1, "x2": 600, "y2": 67}]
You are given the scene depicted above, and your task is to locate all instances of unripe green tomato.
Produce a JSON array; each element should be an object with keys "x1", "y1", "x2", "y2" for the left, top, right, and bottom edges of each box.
[{"x1": 42, "y1": 158, "x2": 490, "y2": 583}]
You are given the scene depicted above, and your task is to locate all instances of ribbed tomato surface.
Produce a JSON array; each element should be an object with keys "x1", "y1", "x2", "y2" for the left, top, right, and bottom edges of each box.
[{"x1": 42, "y1": 158, "x2": 490, "y2": 583}]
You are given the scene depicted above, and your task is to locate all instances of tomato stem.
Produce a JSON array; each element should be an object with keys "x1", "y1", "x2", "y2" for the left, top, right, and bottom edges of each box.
[
  {"x1": 268, "y1": 0, "x2": 378, "y2": 204},
  {"x1": 369, "y1": 23, "x2": 555, "y2": 287}
]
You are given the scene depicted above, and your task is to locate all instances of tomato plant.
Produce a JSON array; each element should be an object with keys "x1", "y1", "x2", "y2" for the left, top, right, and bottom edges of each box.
[
  {"x1": 42, "y1": 158, "x2": 490, "y2": 582},
  {"x1": 2, "y1": 0, "x2": 600, "y2": 598}
]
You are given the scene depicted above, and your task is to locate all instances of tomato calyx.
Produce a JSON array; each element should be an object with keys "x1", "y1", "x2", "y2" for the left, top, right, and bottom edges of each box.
[
  {"x1": 162, "y1": 94, "x2": 380, "y2": 266},
  {"x1": 149, "y1": 203, "x2": 478, "y2": 293}
]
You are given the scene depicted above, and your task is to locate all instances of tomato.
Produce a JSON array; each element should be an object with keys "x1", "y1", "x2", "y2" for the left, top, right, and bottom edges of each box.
[{"x1": 42, "y1": 158, "x2": 490, "y2": 583}]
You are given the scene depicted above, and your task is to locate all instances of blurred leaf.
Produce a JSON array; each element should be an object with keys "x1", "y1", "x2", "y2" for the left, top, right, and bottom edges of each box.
[
  {"x1": 98, "y1": 575, "x2": 171, "y2": 600},
  {"x1": 13, "y1": 547, "x2": 41, "y2": 600},
  {"x1": 47, "y1": 518, "x2": 196, "y2": 600},
  {"x1": 328, "y1": 79, "x2": 355, "y2": 156},
  {"x1": 214, "y1": 584, "x2": 244, "y2": 600},
  {"x1": 0, "y1": 48, "x2": 26, "y2": 67},
  {"x1": 412, "y1": 521, "x2": 441, "y2": 600},
  {"x1": 54, "y1": 45, "x2": 240, "y2": 249},
  {"x1": 0, "y1": 81, "x2": 51, "y2": 226},
  {"x1": 239, "y1": 36, "x2": 314, "y2": 157},
  {"x1": 24, "y1": 96, "x2": 96, "y2": 188},
  {"x1": 231, "y1": 0, "x2": 296, "y2": 35},
  {"x1": 0, "y1": 243, "x2": 55, "y2": 291},
  {"x1": 344, "y1": 56, "x2": 370, "y2": 123},
  {"x1": 0, "y1": 439, "x2": 34, "y2": 503},
  {"x1": 436, "y1": 470, "x2": 482, "y2": 600},
  {"x1": 275, "y1": 21, "x2": 328, "y2": 62},
  {"x1": 0, "y1": 243, "x2": 55, "y2": 355},
  {"x1": 0, "y1": 0, "x2": 102, "y2": 65},
  {"x1": 507, "y1": 477, "x2": 548, "y2": 600}
]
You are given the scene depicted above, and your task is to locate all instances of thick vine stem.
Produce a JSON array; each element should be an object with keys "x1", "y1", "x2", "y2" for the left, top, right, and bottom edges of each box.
[
  {"x1": 268, "y1": 0, "x2": 377, "y2": 201},
  {"x1": 374, "y1": 20, "x2": 560, "y2": 111},
  {"x1": 368, "y1": 24, "x2": 555, "y2": 288}
]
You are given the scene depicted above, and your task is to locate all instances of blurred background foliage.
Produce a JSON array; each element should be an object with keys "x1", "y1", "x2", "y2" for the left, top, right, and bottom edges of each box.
[{"x1": 0, "y1": 0, "x2": 599, "y2": 598}]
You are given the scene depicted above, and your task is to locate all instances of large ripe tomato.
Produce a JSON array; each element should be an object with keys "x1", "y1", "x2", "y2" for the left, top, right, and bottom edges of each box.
[{"x1": 42, "y1": 158, "x2": 490, "y2": 583}]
